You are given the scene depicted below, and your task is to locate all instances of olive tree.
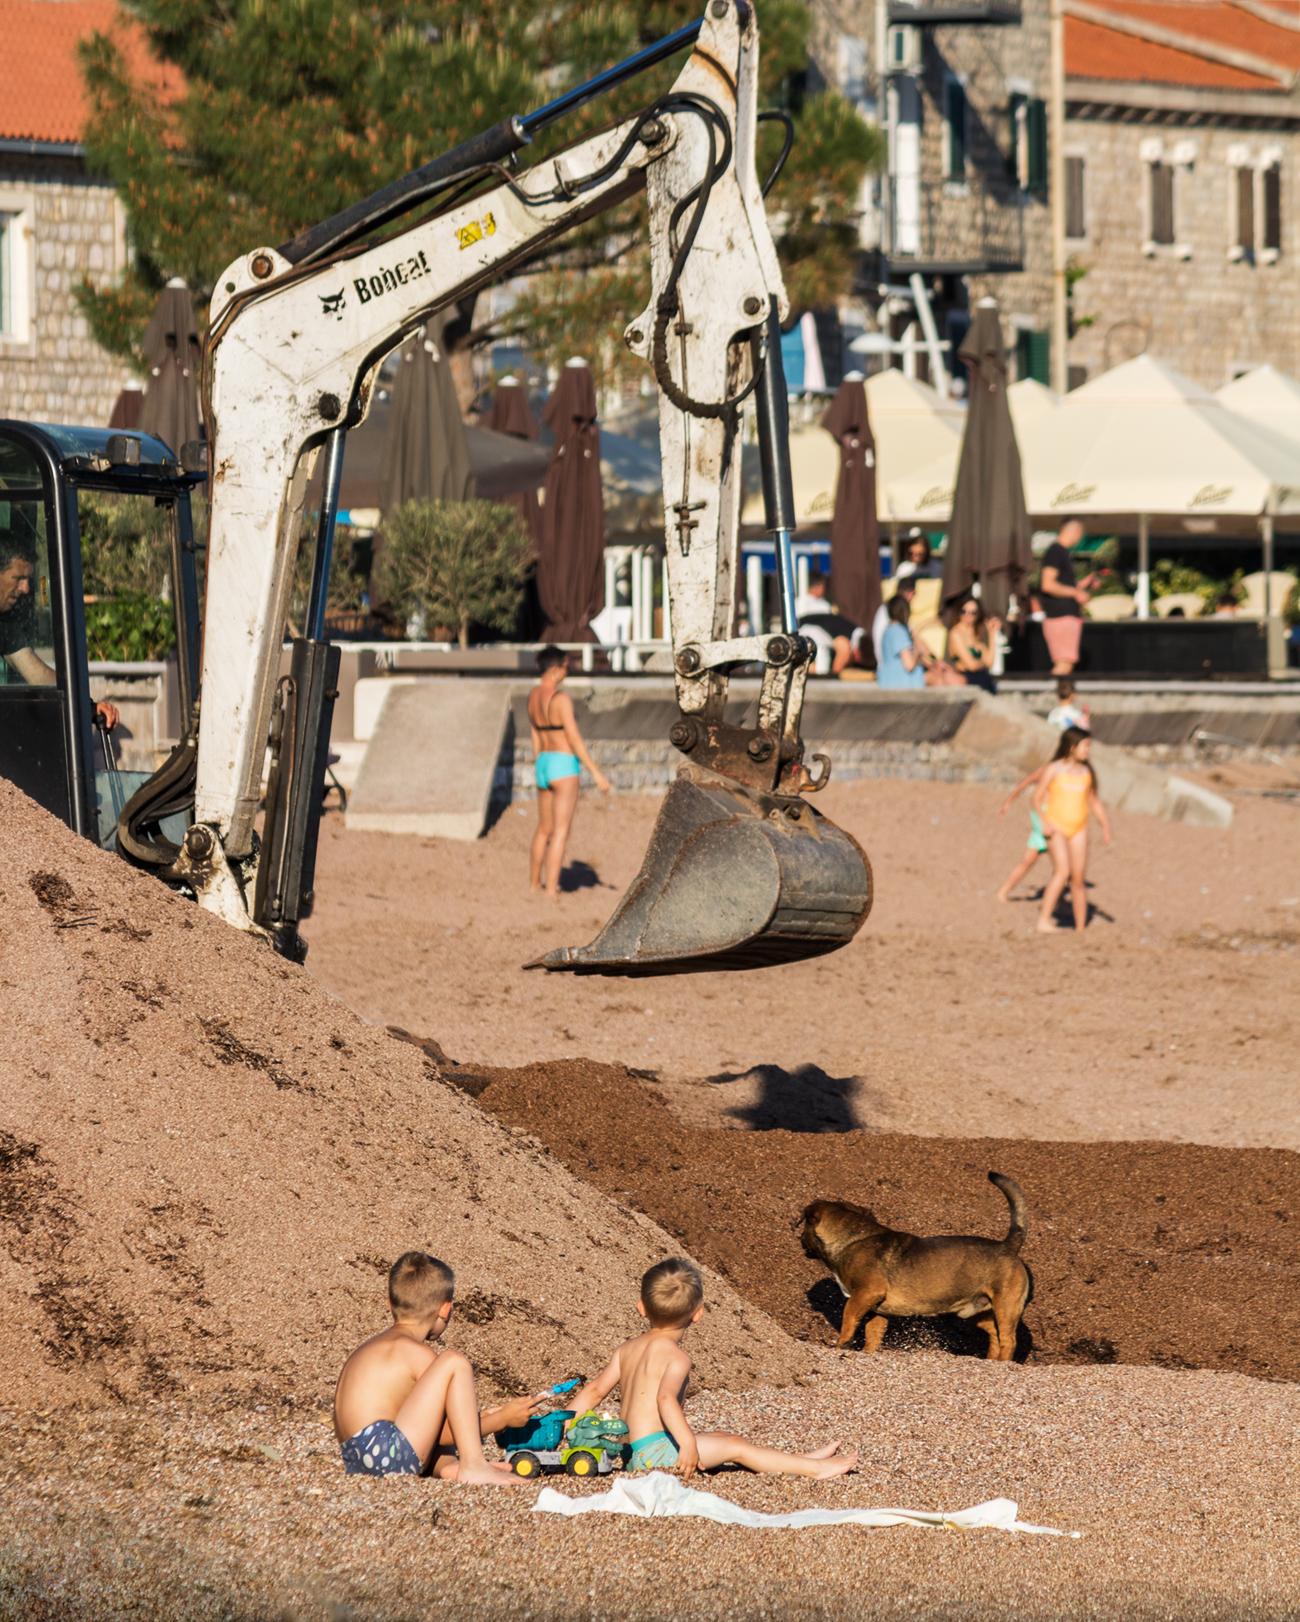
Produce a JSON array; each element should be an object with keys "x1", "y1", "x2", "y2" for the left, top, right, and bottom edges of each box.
[{"x1": 375, "y1": 500, "x2": 531, "y2": 649}]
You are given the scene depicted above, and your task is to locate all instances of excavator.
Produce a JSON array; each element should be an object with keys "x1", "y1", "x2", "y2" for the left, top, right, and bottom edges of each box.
[{"x1": 0, "y1": 0, "x2": 872, "y2": 975}]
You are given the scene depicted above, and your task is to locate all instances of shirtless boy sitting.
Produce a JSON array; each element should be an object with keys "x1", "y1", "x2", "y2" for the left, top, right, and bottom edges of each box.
[
  {"x1": 565, "y1": 1258, "x2": 857, "y2": 1480},
  {"x1": 333, "y1": 1251, "x2": 544, "y2": 1483}
]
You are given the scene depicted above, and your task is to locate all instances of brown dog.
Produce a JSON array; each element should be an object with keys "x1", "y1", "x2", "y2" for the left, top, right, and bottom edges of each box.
[{"x1": 799, "y1": 1173, "x2": 1030, "y2": 1360}]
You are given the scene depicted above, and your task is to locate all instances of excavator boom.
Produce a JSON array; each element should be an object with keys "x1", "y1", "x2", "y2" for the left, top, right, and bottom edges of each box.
[{"x1": 118, "y1": 0, "x2": 872, "y2": 971}]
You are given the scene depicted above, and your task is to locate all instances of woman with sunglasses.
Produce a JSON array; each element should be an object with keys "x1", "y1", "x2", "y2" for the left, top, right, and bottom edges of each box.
[{"x1": 946, "y1": 595, "x2": 999, "y2": 694}]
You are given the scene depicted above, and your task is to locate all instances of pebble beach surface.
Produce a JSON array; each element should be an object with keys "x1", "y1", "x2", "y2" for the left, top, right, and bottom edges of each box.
[
  {"x1": 1, "y1": 773, "x2": 1297, "y2": 1619},
  {"x1": 4, "y1": 1351, "x2": 1299, "y2": 1621}
]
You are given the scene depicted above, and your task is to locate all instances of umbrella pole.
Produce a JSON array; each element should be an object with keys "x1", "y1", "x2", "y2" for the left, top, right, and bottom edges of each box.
[
  {"x1": 1260, "y1": 514, "x2": 1274, "y2": 617},
  {"x1": 1136, "y1": 513, "x2": 1150, "y2": 620}
]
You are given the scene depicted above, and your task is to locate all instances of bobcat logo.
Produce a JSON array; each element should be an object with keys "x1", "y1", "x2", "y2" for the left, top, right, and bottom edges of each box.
[{"x1": 319, "y1": 289, "x2": 346, "y2": 320}]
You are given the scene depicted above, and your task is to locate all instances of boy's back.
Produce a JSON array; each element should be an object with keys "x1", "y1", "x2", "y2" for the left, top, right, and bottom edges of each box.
[
  {"x1": 613, "y1": 1330, "x2": 690, "y2": 1444},
  {"x1": 334, "y1": 1328, "x2": 436, "y2": 1443},
  {"x1": 564, "y1": 1256, "x2": 857, "y2": 1481}
]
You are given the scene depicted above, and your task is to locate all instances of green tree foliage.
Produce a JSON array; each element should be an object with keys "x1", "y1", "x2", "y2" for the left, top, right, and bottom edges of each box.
[
  {"x1": 84, "y1": 592, "x2": 177, "y2": 661},
  {"x1": 76, "y1": 0, "x2": 881, "y2": 387},
  {"x1": 290, "y1": 520, "x2": 373, "y2": 625},
  {"x1": 77, "y1": 492, "x2": 172, "y2": 597},
  {"x1": 76, "y1": 493, "x2": 178, "y2": 659},
  {"x1": 375, "y1": 500, "x2": 531, "y2": 647}
]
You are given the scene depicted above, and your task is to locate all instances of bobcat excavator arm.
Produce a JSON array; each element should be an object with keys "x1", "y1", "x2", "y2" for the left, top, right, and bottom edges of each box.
[{"x1": 120, "y1": 0, "x2": 872, "y2": 970}]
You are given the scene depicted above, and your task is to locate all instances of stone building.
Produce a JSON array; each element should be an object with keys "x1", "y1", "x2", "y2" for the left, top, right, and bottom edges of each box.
[
  {"x1": 0, "y1": 0, "x2": 172, "y2": 426},
  {"x1": 805, "y1": 0, "x2": 1300, "y2": 392}
]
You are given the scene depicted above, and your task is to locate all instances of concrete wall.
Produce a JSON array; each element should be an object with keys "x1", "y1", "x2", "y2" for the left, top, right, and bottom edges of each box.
[{"x1": 0, "y1": 159, "x2": 134, "y2": 425}]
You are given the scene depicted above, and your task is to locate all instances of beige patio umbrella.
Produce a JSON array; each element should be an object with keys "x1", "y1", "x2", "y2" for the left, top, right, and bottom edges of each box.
[
  {"x1": 740, "y1": 369, "x2": 964, "y2": 527},
  {"x1": 1216, "y1": 364, "x2": 1300, "y2": 444},
  {"x1": 884, "y1": 376, "x2": 1058, "y2": 526},
  {"x1": 1007, "y1": 377, "x2": 1060, "y2": 433},
  {"x1": 1016, "y1": 354, "x2": 1300, "y2": 616}
]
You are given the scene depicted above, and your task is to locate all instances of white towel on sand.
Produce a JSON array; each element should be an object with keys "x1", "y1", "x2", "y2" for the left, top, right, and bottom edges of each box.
[{"x1": 534, "y1": 1471, "x2": 1078, "y2": 1536}]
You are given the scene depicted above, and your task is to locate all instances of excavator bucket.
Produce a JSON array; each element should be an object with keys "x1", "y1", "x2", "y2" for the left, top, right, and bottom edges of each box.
[{"x1": 530, "y1": 764, "x2": 872, "y2": 976}]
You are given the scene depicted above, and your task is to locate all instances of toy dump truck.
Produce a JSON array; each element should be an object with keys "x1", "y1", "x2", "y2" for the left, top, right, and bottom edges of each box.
[{"x1": 499, "y1": 1409, "x2": 630, "y2": 1479}]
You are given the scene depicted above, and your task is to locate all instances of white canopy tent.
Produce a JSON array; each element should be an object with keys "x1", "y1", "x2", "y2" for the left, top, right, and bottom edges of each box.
[
  {"x1": 1015, "y1": 355, "x2": 1300, "y2": 616},
  {"x1": 1216, "y1": 364, "x2": 1300, "y2": 445},
  {"x1": 877, "y1": 376, "x2": 1057, "y2": 526},
  {"x1": 739, "y1": 368, "x2": 965, "y2": 528}
]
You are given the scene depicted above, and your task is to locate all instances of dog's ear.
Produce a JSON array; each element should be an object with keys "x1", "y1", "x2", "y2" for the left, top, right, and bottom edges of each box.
[{"x1": 800, "y1": 1200, "x2": 822, "y2": 1225}]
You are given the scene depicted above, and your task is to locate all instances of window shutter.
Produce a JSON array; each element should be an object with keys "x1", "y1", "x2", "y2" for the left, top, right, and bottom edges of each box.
[
  {"x1": 1015, "y1": 329, "x2": 1050, "y2": 385},
  {"x1": 1008, "y1": 92, "x2": 1026, "y2": 184},
  {"x1": 1150, "y1": 162, "x2": 1174, "y2": 245},
  {"x1": 0, "y1": 215, "x2": 11, "y2": 336},
  {"x1": 1264, "y1": 166, "x2": 1282, "y2": 252},
  {"x1": 1236, "y1": 167, "x2": 1254, "y2": 251},
  {"x1": 1065, "y1": 157, "x2": 1085, "y2": 238},
  {"x1": 946, "y1": 81, "x2": 967, "y2": 179},
  {"x1": 1027, "y1": 98, "x2": 1048, "y2": 191}
]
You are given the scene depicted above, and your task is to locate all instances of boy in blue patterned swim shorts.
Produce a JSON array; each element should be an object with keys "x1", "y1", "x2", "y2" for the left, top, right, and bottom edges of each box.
[
  {"x1": 334, "y1": 1251, "x2": 548, "y2": 1483},
  {"x1": 565, "y1": 1258, "x2": 858, "y2": 1481}
]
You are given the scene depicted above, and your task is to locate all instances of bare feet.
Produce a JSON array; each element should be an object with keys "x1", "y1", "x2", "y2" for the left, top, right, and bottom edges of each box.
[
  {"x1": 807, "y1": 1439, "x2": 844, "y2": 1460},
  {"x1": 995, "y1": 887, "x2": 1012, "y2": 903},
  {"x1": 806, "y1": 1451, "x2": 858, "y2": 1479},
  {"x1": 455, "y1": 1458, "x2": 527, "y2": 1487},
  {"x1": 1036, "y1": 920, "x2": 1061, "y2": 933}
]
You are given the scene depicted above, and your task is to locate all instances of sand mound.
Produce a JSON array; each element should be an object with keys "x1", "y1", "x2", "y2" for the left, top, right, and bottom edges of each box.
[
  {"x1": 451, "y1": 1056, "x2": 1300, "y2": 1382},
  {"x1": 0, "y1": 781, "x2": 809, "y2": 1409}
]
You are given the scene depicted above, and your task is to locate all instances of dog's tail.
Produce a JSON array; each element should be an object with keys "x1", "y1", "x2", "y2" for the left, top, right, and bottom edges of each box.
[{"x1": 988, "y1": 1172, "x2": 1028, "y2": 1254}]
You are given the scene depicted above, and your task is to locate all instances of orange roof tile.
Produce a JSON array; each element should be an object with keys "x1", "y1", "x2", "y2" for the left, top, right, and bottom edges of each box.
[
  {"x1": 0, "y1": 0, "x2": 180, "y2": 145},
  {"x1": 1084, "y1": 0, "x2": 1300, "y2": 70},
  {"x1": 1066, "y1": 14, "x2": 1282, "y2": 86}
]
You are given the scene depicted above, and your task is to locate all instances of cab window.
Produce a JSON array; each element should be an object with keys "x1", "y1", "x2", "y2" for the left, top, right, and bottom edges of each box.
[{"x1": 0, "y1": 438, "x2": 57, "y2": 688}]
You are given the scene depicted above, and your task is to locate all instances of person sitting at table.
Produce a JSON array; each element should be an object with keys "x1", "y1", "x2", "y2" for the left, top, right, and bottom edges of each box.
[
  {"x1": 877, "y1": 594, "x2": 961, "y2": 688},
  {"x1": 795, "y1": 572, "x2": 869, "y2": 676},
  {"x1": 945, "y1": 594, "x2": 1000, "y2": 694}
]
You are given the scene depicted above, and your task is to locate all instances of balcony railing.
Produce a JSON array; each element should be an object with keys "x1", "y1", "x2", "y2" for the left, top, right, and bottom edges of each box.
[
  {"x1": 885, "y1": 175, "x2": 1026, "y2": 274},
  {"x1": 888, "y1": 0, "x2": 1021, "y2": 23}
]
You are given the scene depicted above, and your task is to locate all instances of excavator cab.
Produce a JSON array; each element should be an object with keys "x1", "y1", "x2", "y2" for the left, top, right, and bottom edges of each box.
[{"x1": 0, "y1": 422, "x2": 202, "y2": 854}]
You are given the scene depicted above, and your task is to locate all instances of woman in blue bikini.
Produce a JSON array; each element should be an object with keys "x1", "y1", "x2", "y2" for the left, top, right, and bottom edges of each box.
[{"x1": 528, "y1": 646, "x2": 610, "y2": 897}]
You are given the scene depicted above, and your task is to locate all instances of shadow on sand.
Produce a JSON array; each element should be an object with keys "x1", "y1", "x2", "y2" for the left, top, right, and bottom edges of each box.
[{"x1": 703, "y1": 1064, "x2": 865, "y2": 1132}]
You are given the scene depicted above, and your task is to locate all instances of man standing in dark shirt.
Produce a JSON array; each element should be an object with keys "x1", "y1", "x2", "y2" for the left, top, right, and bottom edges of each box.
[{"x1": 1038, "y1": 518, "x2": 1094, "y2": 677}]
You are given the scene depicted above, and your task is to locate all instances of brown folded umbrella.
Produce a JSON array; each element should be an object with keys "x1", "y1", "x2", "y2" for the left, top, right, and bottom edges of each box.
[
  {"x1": 538, "y1": 360, "x2": 604, "y2": 642},
  {"x1": 138, "y1": 281, "x2": 201, "y2": 454},
  {"x1": 485, "y1": 377, "x2": 542, "y2": 547},
  {"x1": 821, "y1": 374, "x2": 882, "y2": 646},
  {"x1": 380, "y1": 311, "x2": 475, "y2": 516},
  {"x1": 940, "y1": 303, "x2": 1031, "y2": 621},
  {"x1": 107, "y1": 382, "x2": 144, "y2": 430}
]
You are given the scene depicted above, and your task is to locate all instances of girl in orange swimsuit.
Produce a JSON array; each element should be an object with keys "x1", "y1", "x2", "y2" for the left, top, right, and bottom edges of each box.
[{"x1": 1032, "y1": 727, "x2": 1112, "y2": 933}]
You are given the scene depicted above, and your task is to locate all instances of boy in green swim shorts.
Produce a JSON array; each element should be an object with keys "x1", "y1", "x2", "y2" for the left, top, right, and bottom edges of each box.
[{"x1": 565, "y1": 1258, "x2": 857, "y2": 1481}]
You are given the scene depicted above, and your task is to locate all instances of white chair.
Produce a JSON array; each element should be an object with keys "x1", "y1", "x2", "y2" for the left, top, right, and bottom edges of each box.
[
  {"x1": 1084, "y1": 594, "x2": 1136, "y2": 621},
  {"x1": 1154, "y1": 592, "x2": 1207, "y2": 619},
  {"x1": 1238, "y1": 571, "x2": 1295, "y2": 618}
]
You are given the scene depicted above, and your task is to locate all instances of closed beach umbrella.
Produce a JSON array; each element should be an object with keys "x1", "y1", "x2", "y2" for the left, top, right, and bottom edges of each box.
[
  {"x1": 941, "y1": 301, "x2": 1031, "y2": 620},
  {"x1": 821, "y1": 372, "x2": 881, "y2": 635},
  {"x1": 538, "y1": 358, "x2": 604, "y2": 642},
  {"x1": 138, "y1": 279, "x2": 201, "y2": 454},
  {"x1": 485, "y1": 376, "x2": 542, "y2": 546},
  {"x1": 380, "y1": 311, "x2": 475, "y2": 516}
]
